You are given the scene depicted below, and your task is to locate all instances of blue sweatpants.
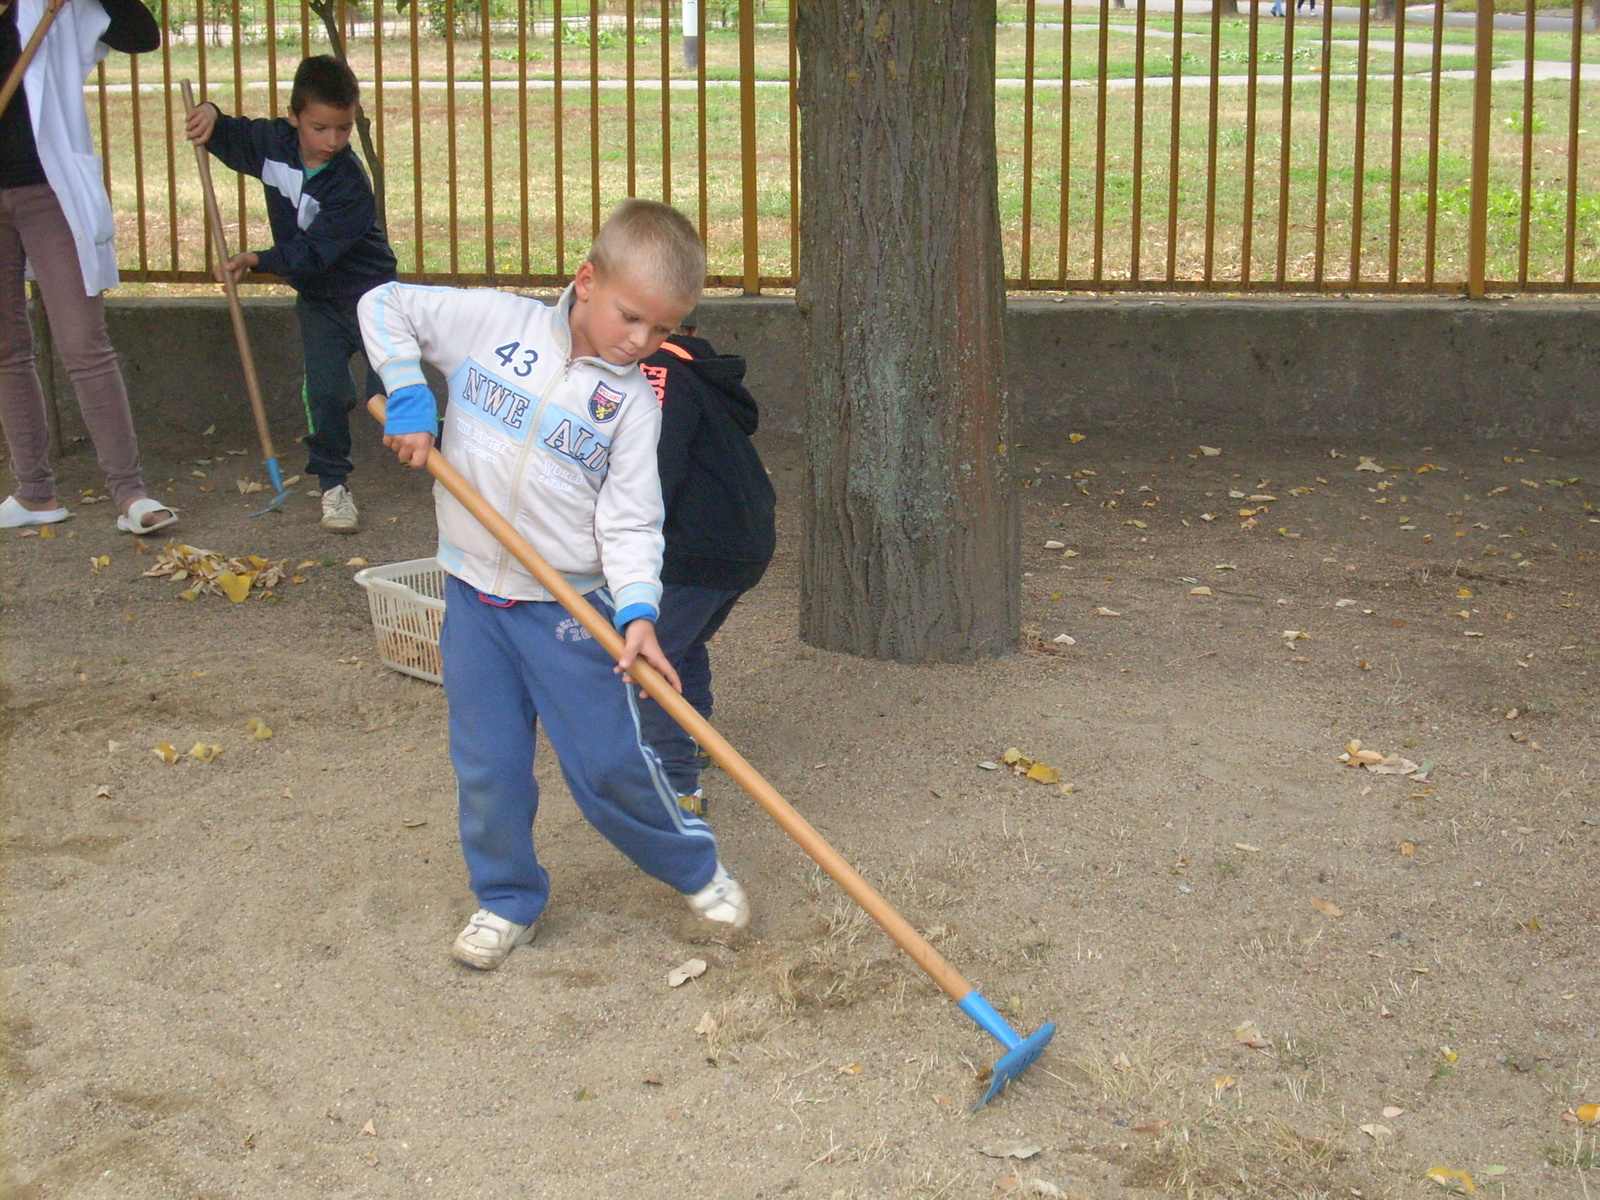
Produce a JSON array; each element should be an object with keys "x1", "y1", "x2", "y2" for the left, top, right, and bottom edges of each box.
[
  {"x1": 440, "y1": 574, "x2": 720, "y2": 928},
  {"x1": 636, "y1": 582, "x2": 744, "y2": 795}
]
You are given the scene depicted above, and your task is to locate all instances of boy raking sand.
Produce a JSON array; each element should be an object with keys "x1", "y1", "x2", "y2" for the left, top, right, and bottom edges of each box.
[{"x1": 359, "y1": 200, "x2": 749, "y2": 969}]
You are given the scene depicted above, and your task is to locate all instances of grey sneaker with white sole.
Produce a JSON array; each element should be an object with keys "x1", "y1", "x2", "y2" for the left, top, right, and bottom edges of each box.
[{"x1": 319, "y1": 484, "x2": 360, "y2": 533}]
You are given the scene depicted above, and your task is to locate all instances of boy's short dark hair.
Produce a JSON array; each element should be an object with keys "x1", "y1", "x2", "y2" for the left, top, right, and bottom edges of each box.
[{"x1": 290, "y1": 55, "x2": 359, "y2": 113}]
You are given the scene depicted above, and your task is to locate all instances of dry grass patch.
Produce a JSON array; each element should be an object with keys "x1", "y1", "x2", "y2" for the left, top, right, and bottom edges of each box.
[{"x1": 1123, "y1": 1115, "x2": 1349, "y2": 1200}]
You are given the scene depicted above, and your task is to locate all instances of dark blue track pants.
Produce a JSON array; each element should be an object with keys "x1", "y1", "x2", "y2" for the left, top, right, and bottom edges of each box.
[
  {"x1": 440, "y1": 575, "x2": 720, "y2": 928},
  {"x1": 636, "y1": 582, "x2": 744, "y2": 795}
]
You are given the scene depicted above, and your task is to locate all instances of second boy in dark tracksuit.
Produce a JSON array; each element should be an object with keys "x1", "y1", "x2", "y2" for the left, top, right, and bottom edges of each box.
[
  {"x1": 637, "y1": 334, "x2": 776, "y2": 812},
  {"x1": 189, "y1": 57, "x2": 396, "y2": 532}
]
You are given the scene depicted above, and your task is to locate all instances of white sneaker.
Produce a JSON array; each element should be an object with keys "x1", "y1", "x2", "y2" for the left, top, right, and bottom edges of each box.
[
  {"x1": 450, "y1": 908, "x2": 535, "y2": 970},
  {"x1": 685, "y1": 862, "x2": 750, "y2": 932},
  {"x1": 320, "y1": 484, "x2": 360, "y2": 533}
]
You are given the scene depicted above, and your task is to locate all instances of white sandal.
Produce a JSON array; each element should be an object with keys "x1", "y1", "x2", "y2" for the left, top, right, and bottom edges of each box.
[
  {"x1": 0, "y1": 494, "x2": 70, "y2": 528},
  {"x1": 117, "y1": 496, "x2": 179, "y2": 536}
]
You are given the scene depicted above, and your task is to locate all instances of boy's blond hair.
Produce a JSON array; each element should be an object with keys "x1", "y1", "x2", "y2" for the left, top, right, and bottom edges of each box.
[{"x1": 587, "y1": 199, "x2": 705, "y2": 307}]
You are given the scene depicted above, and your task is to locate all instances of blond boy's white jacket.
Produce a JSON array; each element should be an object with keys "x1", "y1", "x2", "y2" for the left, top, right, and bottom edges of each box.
[{"x1": 358, "y1": 282, "x2": 664, "y2": 618}]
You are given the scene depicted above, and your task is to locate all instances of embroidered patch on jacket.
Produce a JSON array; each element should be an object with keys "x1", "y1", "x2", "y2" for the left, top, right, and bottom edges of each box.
[{"x1": 588, "y1": 381, "x2": 625, "y2": 423}]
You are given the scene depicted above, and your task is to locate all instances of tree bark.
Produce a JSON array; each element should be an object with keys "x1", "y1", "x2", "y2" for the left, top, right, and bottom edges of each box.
[{"x1": 795, "y1": 0, "x2": 1018, "y2": 663}]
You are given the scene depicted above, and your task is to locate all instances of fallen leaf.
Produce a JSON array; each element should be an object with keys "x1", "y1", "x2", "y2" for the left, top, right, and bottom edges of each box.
[
  {"x1": 1400, "y1": 841, "x2": 1416, "y2": 855},
  {"x1": 1051, "y1": 634, "x2": 1076, "y2": 645},
  {"x1": 153, "y1": 742, "x2": 179, "y2": 765},
  {"x1": 1094, "y1": 606, "x2": 1121, "y2": 617},
  {"x1": 1132, "y1": 1119, "x2": 1170, "y2": 1134},
  {"x1": 346, "y1": 557, "x2": 369, "y2": 567},
  {"x1": 980, "y1": 1144, "x2": 1042, "y2": 1160},
  {"x1": 1189, "y1": 586, "x2": 1212, "y2": 596},
  {"x1": 188, "y1": 743, "x2": 221, "y2": 762},
  {"x1": 1213, "y1": 1074, "x2": 1237, "y2": 1097},
  {"x1": 643, "y1": 1075, "x2": 663, "y2": 1086},
  {"x1": 1424, "y1": 1165, "x2": 1475, "y2": 1193},
  {"x1": 1199, "y1": 445, "x2": 1222, "y2": 456},
  {"x1": 1382, "y1": 1106, "x2": 1405, "y2": 1119},
  {"x1": 246, "y1": 717, "x2": 274, "y2": 739},
  {"x1": 216, "y1": 572, "x2": 252, "y2": 603},
  {"x1": 1575, "y1": 1103, "x2": 1599, "y2": 1124},
  {"x1": 667, "y1": 958, "x2": 708, "y2": 987},
  {"x1": 202, "y1": 424, "x2": 216, "y2": 436},
  {"x1": 1068, "y1": 432, "x2": 1086, "y2": 443},
  {"x1": 572, "y1": 1087, "x2": 595, "y2": 1101},
  {"x1": 1043, "y1": 540, "x2": 1065, "y2": 550},
  {"x1": 94, "y1": 785, "x2": 112, "y2": 799},
  {"x1": 361, "y1": 1119, "x2": 376, "y2": 1137},
  {"x1": 1358, "y1": 1123, "x2": 1393, "y2": 1139},
  {"x1": 89, "y1": 555, "x2": 110, "y2": 573},
  {"x1": 107, "y1": 740, "x2": 123, "y2": 752},
  {"x1": 1440, "y1": 1046, "x2": 1458, "y2": 1062},
  {"x1": 1025, "y1": 762, "x2": 1060, "y2": 785},
  {"x1": 933, "y1": 1094, "x2": 953, "y2": 1107},
  {"x1": 1111, "y1": 1051, "x2": 1132, "y2": 1072},
  {"x1": 694, "y1": 1012, "x2": 717, "y2": 1036},
  {"x1": 38, "y1": 525, "x2": 54, "y2": 539},
  {"x1": 1233, "y1": 843, "x2": 1261, "y2": 853},
  {"x1": 1308, "y1": 896, "x2": 1344, "y2": 918},
  {"x1": 1355, "y1": 457, "x2": 1385, "y2": 472},
  {"x1": 1003, "y1": 747, "x2": 1027, "y2": 765},
  {"x1": 1234, "y1": 1020, "x2": 1273, "y2": 1049},
  {"x1": 281, "y1": 475, "x2": 301, "y2": 487},
  {"x1": 837, "y1": 1062, "x2": 862, "y2": 1076},
  {"x1": 400, "y1": 818, "x2": 428, "y2": 828}
]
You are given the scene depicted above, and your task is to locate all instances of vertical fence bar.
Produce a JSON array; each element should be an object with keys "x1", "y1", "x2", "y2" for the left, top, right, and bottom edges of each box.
[
  {"x1": 1093, "y1": 0, "x2": 1109, "y2": 282},
  {"x1": 627, "y1": 0, "x2": 637, "y2": 199},
  {"x1": 1021, "y1": 0, "x2": 1036, "y2": 285},
  {"x1": 232, "y1": 0, "x2": 247, "y2": 251},
  {"x1": 1424, "y1": 0, "x2": 1443, "y2": 286},
  {"x1": 162, "y1": 0, "x2": 177, "y2": 272},
  {"x1": 739, "y1": 0, "x2": 758, "y2": 292},
  {"x1": 555, "y1": 0, "x2": 566, "y2": 277},
  {"x1": 483, "y1": 0, "x2": 495, "y2": 275},
  {"x1": 410, "y1": 0, "x2": 423, "y2": 273},
  {"x1": 695, "y1": 0, "x2": 707, "y2": 252},
  {"x1": 445, "y1": 0, "x2": 459, "y2": 278},
  {"x1": 1564, "y1": 0, "x2": 1582, "y2": 284},
  {"x1": 130, "y1": 51, "x2": 147, "y2": 274},
  {"x1": 300, "y1": 0, "x2": 309, "y2": 60},
  {"x1": 1312, "y1": 0, "x2": 1332, "y2": 286},
  {"x1": 1242, "y1": 0, "x2": 1260, "y2": 286},
  {"x1": 374, "y1": 0, "x2": 384, "y2": 216},
  {"x1": 1466, "y1": 0, "x2": 1493, "y2": 298},
  {"x1": 519, "y1": 0, "x2": 530, "y2": 276},
  {"x1": 1164, "y1": 0, "x2": 1182, "y2": 282},
  {"x1": 789, "y1": 0, "x2": 798, "y2": 283},
  {"x1": 662, "y1": 0, "x2": 672, "y2": 204},
  {"x1": 1387, "y1": 0, "x2": 1405, "y2": 286},
  {"x1": 268, "y1": 0, "x2": 278, "y2": 116},
  {"x1": 1130, "y1": 0, "x2": 1147, "y2": 282},
  {"x1": 1349, "y1": 0, "x2": 1371, "y2": 284},
  {"x1": 1275, "y1": 1, "x2": 1297, "y2": 285},
  {"x1": 590, "y1": 0, "x2": 601, "y2": 242},
  {"x1": 1058, "y1": 8, "x2": 1072, "y2": 284},
  {"x1": 1518, "y1": 0, "x2": 1535, "y2": 284},
  {"x1": 1202, "y1": 0, "x2": 1220, "y2": 282}
]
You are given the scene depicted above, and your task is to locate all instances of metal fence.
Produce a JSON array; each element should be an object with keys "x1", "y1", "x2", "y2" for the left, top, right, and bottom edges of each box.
[{"x1": 90, "y1": 0, "x2": 1598, "y2": 295}]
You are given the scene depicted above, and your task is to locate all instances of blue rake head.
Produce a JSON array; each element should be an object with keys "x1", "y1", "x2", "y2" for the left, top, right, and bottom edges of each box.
[
  {"x1": 250, "y1": 456, "x2": 290, "y2": 517},
  {"x1": 958, "y1": 991, "x2": 1057, "y2": 1110}
]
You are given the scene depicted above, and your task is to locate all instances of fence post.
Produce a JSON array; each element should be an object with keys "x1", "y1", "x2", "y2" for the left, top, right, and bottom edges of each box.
[
  {"x1": 1466, "y1": 0, "x2": 1494, "y2": 298},
  {"x1": 739, "y1": 0, "x2": 759, "y2": 294}
]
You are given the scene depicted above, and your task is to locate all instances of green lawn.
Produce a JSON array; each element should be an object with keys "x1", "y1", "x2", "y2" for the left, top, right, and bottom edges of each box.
[{"x1": 99, "y1": 11, "x2": 1600, "y2": 291}]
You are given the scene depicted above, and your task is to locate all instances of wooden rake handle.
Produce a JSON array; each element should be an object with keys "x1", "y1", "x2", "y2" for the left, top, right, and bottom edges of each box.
[
  {"x1": 181, "y1": 79, "x2": 277, "y2": 465},
  {"x1": 0, "y1": 0, "x2": 66, "y2": 121},
  {"x1": 367, "y1": 396, "x2": 977, "y2": 1005}
]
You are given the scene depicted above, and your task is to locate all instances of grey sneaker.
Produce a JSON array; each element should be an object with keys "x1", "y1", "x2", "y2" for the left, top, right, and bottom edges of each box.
[
  {"x1": 450, "y1": 908, "x2": 535, "y2": 970},
  {"x1": 685, "y1": 862, "x2": 750, "y2": 932},
  {"x1": 319, "y1": 484, "x2": 360, "y2": 533}
]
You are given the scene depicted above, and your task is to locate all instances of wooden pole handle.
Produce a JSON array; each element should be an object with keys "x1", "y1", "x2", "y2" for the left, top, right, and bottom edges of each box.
[
  {"x1": 182, "y1": 80, "x2": 277, "y2": 464},
  {"x1": 368, "y1": 396, "x2": 976, "y2": 1005},
  {"x1": 0, "y1": 0, "x2": 65, "y2": 121}
]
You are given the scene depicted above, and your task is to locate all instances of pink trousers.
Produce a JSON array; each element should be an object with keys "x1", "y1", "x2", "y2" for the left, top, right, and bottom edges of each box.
[{"x1": 0, "y1": 183, "x2": 146, "y2": 508}]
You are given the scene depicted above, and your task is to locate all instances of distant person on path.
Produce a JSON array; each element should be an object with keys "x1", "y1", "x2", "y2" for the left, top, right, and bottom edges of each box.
[
  {"x1": 0, "y1": 0, "x2": 178, "y2": 536},
  {"x1": 360, "y1": 200, "x2": 751, "y2": 971},
  {"x1": 185, "y1": 54, "x2": 395, "y2": 534},
  {"x1": 635, "y1": 316, "x2": 776, "y2": 816}
]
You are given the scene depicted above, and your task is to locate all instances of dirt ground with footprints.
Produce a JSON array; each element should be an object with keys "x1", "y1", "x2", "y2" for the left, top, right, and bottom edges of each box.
[{"x1": 2, "y1": 422, "x2": 1597, "y2": 1200}]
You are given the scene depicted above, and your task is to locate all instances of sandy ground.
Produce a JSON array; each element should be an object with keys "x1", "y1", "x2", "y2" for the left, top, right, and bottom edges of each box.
[{"x1": 2, "y1": 421, "x2": 1597, "y2": 1200}]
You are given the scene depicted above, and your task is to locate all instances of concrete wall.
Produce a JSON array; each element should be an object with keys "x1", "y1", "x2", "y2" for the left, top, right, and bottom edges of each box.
[{"x1": 37, "y1": 294, "x2": 1600, "y2": 447}]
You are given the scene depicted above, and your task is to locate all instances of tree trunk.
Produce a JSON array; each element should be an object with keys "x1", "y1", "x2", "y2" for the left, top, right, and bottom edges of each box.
[
  {"x1": 1375, "y1": 0, "x2": 1396, "y2": 20},
  {"x1": 795, "y1": 0, "x2": 1017, "y2": 663},
  {"x1": 1214, "y1": 0, "x2": 1239, "y2": 13},
  {"x1": 309, "y1": 0, "x2": 389, "y2": 233}
]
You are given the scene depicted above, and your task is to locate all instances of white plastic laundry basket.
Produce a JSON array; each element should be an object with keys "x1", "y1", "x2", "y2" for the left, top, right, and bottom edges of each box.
[{"x1": 353, "y1": 558, "x2": 446, "y2": 684}]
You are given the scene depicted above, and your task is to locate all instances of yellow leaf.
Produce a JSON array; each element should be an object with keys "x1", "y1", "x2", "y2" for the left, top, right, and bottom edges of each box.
[
  {"x1": 246, "y1": 717, "x2": 274, "y2": 740},
  {"x1": 1068, "y1": 432, "x2": 1086, "y2": 443},
  {"x1": 1424, "y1": 1166, "x2": 1475, "y2": 1193},
  {"x1": 1400, "y1": 841, "x2": 1416, "y2": 855},
  {"x1": 1026, "y1": 762, "x2": 1060, "y2": 785},
  {"x1": 188, "y1": 743, "x2": 221, "y2": 762},
  {"x1": 1212, "y1": 1074, "x2": 1237, "y2": 1097},
  {"x1": 346, "y1": 557, "x2": 369, "y2": 567},
  {"x1": 1189, "y1": 586, "x2": 1212, "y2": 596},
  {"x1": 1002, "y1": 747, "x2": 1026, "y2": 765},
  {"x1": 89, "y1": 555, "x2": 110, "y2": 573},
  {"x1": 215, "y1": 572, "x2": 252, "y2": 603},
  {"x1": 1576, "y1": 1103, "x2": 1599, "y2": 1124},
  {"x1": 1440, "y1": 1045, "x2": 1458, "y2": 1062},
  {"x1": 1308, "y1": 896, "x2": 1344, "y2": 918},
  {"x1": 38, "y1": 524, "x2": 54, "y2": 539},
  {"x1": 152, "y1": 742, "x2": 179, "y2": 765}
]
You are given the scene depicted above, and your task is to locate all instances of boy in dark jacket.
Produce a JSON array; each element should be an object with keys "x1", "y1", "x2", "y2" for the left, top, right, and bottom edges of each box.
[
  {"x1": 184, "y1": 55, "x2": 396, "y2": 533},
  {"x1": 637, "y1": 323, "x2": 777, "y2": 814}
]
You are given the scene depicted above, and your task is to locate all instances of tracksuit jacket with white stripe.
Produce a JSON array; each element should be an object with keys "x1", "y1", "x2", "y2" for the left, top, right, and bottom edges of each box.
[
  {"x1": 203, "y1": 111, "x2": 396, "y2": 299},
  {"x1": 358, "y1": 282, "x2": 665, "y2": 627}
]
